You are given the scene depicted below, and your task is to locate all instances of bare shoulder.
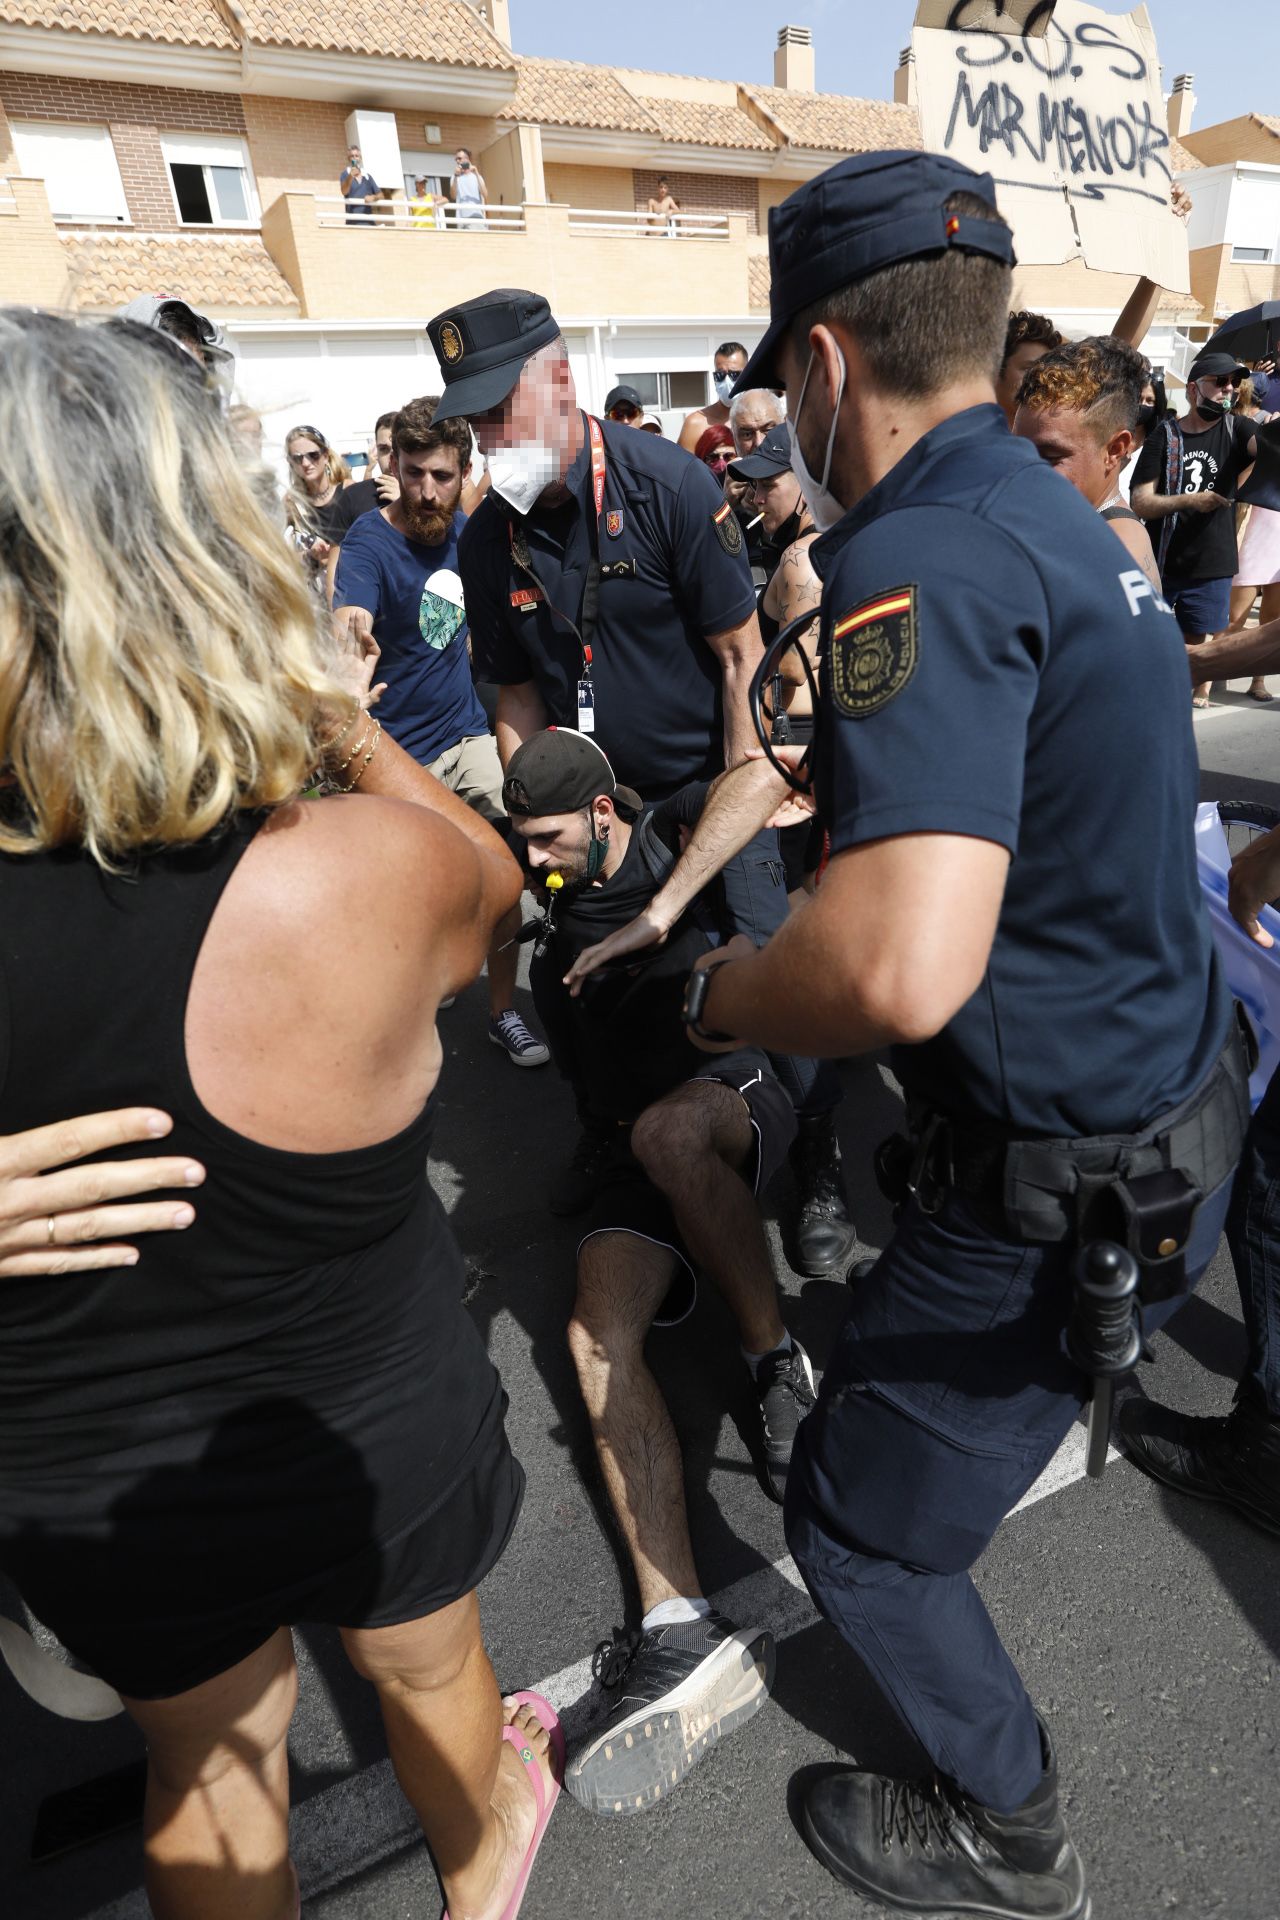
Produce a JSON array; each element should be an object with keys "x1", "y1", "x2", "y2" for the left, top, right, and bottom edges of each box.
[
  {"x1": 1109, "y1": 513, "x2": 1159, "y2": 584},
  {"x1": 678, "y1": 408, "x2": 709, "y2": 452}
]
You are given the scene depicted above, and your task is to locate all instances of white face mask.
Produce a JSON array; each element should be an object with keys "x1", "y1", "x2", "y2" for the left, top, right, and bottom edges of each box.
[
  {"x1": 713, "y1": 370, "x2": 737, "y2": 406},
  {"x1": 485, "y1": 443, "x2": 560, "y2": 517},
  {"x1": 789, "y1": 346, "x2": 847, "y2": 533}
]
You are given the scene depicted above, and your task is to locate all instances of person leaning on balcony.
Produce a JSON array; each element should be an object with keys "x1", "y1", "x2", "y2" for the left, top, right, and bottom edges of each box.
[
  {"x1": 340, "y1": 145, "x2": 379, "y2": 225},
  {"x1": 410, "y1": 176, "x2": 436, "y2": 228},
  {"x1": 0, "y1": 307, "x2": 564, "y2": 1920},
  {"x1": 647, "y1": 176, "x2": 680, "y2": 236},
  {"x1": 431, "y1": 288, "x2": 855, "y2": 1273},
  {"x1": 449, "y1": 149, "x2": 487, "y2": 230}
]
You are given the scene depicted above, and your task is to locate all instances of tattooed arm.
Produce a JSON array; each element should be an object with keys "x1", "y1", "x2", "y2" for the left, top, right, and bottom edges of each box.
[{"x1": 763, "y1": 532, "x2": 823, "y2": 711}]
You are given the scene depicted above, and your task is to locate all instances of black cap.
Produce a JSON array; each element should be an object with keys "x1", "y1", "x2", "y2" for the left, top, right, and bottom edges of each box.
[
  {"x1": 728, "y1": 421, "x2": 792, "y2": 480},
  {"x1": 604, "y1": 384, "x2": 643, "y2": 415},
  {"x1": 1189, "y1": 350, "x2": 1250, "y2": 384},
  {"x1": 427, "y1": 290, "x2": 560, "y2": 422},
  {"x1": 503, "y1": 729, "x2": 641, "y2": 821},
  {"x1": 736, "y1": 150, "x2": 1015, "y2": 393}
]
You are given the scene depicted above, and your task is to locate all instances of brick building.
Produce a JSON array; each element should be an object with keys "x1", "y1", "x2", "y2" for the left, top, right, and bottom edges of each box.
[{"x1": 0, "y1": 2, "x2": 1235, "y2": 457}]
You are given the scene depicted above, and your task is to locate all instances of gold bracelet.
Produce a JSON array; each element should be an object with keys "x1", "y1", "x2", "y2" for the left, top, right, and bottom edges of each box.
[
  {"x1": 328, "y1": 721, "x2": 372, "y2": 777},
  {"x1": 318, "y1": 706, "x2": 362, "y2": 760},
  {"x1": 345, "y1": 718, "x2": 382, "y2": 789}
]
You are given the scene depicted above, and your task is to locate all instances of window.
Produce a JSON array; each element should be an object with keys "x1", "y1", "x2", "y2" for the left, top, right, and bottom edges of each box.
[
  {"x1": 161, "y1": 134, "x2": 258, "y2": 227},
  {"x1": 9, "y1": 121, "x2": 128, "y2": 224},
  {"x1": 616, "y1": 371, "x2": 707, "y2": 409},
  {"x1": 1231, "y1": 245, "x2": 1274, "y2": 263}
]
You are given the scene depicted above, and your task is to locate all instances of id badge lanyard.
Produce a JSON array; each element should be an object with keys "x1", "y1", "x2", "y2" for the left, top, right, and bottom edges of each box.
[{"x1": 506, "y1": 412, "x2": 607, "y2": 734}]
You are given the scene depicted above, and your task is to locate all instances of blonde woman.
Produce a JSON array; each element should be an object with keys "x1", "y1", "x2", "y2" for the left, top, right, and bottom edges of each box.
[
  {"x1": 0, "y1": 314, "x2": 560, "y2": 1920},
  {"x1": 283, "y1": 423, "x2": 349, "y2": 580}
]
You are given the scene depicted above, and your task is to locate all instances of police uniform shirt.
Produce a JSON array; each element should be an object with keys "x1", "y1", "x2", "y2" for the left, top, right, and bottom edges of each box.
[
  {"x1": 461, "y1": 416, "x2": 757, "y2": 799},
  {"x1": 812, "y1": 402, "x2": 1229, "y2": 1138}
]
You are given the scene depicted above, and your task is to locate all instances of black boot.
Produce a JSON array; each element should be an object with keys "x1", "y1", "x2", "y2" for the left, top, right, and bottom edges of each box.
[
  {"x1": 802, "y1": 1720, "x2": 1088, "y2": 1919},
  {"x1": 788, "y1": 1114, "x2": 857, "y2": 1278},
  {"x1": 1117, "y1": 1390, "x2": 1280, "y2": 1538}
]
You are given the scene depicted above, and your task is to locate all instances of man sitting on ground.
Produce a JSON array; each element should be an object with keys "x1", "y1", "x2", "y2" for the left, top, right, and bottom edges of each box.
[
  {"x1": 335, "y1": 399, "x2": 547, "y2": 1066},
  {"x1": 1013, "y1": 334, "x2": 1162, "y2": 588},
  {"x1": 502, "y1": 728, "x2": 815, "y2": 1815}
]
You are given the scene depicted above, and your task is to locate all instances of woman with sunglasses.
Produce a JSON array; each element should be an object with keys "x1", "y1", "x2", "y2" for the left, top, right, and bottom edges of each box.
[
  {"x1": 284, "y1": 424, "x2": 351, "y2": 585},
  {"x1": 693, "y1": 423, "x2": 736, "y2": 477}
]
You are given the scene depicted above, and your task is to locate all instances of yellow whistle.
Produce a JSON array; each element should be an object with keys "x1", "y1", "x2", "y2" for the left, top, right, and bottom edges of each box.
[{"x1": 545, "y1": 871, "x2": 564, "y2": 892}]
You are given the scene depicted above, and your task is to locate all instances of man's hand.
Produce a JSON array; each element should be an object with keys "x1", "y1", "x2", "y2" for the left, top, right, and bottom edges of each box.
[
  {"x1": 0, "y1": 1110, "x2": 204, "y2": 1278},
  {"x1": 686, "y1": 936, "x2": 753, "y2": 1053},
  {"x1": 564, "y1": 906, "x2": 676, "y2": 995},
  {"x1": 1171, "y1": 182, "x2": 1193, "y2": 224},
  {"x1": 1185, "y1": 490, "x2": 1227, "y2": 514},
  {"x1": 1229, "y1": 823, "x2": 1280, "y2": 947},
  {"x1": 374, "y1": 471, "x2": 400, "y2": 505}
]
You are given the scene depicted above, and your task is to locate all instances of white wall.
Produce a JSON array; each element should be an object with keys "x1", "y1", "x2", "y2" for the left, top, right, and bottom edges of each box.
[{"x1": 1225, "y1": 166, "x2": 1280, "y2": 257}]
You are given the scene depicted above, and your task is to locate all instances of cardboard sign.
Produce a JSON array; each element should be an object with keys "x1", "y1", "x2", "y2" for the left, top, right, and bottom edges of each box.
[{"x1": 912, "y1": 0, "x2": 1191, "y2": 291}]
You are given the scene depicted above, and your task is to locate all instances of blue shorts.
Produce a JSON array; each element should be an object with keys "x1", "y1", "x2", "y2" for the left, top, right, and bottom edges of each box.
[{"x1": 1162, "y1": 573, "x2": 1233, "y2": 637}]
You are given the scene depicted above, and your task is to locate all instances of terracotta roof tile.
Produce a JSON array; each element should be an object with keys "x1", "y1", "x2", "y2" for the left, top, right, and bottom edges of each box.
[
  {"x1": 636, "y1": 95, "x2": 777, "y2": 153},
  {"x1": 62, "y1": 233, "x2": 299, "y2": 314},
  {"x1": 744, "y1": 85, "x2": 921, "y2": 155},
  {"x1": 499, "y1": 57, "x2": 659, "y2": 133},
  {"x1": 1169, "y1": 136, "x2": 1203, "y2": 171},
  {"x1": 748, "y1": 254, "x2": 770, "y2": 311},
  {"x1": 233, "y1": 0, "x2": 511, "y2": 65},
  {"x1": 0, "y1": 0, "x2": 237, "y2": 48},
  {"x1": 1252, "y1": 113, "x2": 1280, "y2": 139}
]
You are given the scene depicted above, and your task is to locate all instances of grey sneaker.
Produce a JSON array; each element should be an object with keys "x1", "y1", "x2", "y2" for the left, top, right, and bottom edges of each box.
[
  {"x1": 488, "y1": 1009, "x2": 549, "y2": 1067},
  {"x1": 566, "y1": 1611, "x2": 774, "y2": 1816},
  {"x1": 756, "y1": 1339, "x2": 816, "y2": 1502}
]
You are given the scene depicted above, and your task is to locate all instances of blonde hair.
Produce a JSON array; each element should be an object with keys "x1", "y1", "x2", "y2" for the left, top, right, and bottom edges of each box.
[{"x1": 0, "y1": 312, "x2": 352, "y2": 865}]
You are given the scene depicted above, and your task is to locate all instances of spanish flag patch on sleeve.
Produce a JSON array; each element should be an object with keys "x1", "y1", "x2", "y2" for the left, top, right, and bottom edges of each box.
[{"x1": 829, "y1": 585, "x2": 918, "y2": 718}]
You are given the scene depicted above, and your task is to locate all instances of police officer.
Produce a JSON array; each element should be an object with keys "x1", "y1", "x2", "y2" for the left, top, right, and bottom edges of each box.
[
  {"x1": 426, "y1": 289, "x2": 855, "y2": 1270},
  {"x1": 677, "y1": 151, "x2": 1248, "y2": 1918}
]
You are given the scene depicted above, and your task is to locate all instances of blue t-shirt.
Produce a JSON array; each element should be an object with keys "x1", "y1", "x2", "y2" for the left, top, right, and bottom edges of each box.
[
  {"x1": 334, "y1": 509, "x2": 488, "y2": 768},
  {"x1": 812, "y1": 403, "x2": 1229, "y2": 1138},
  {"x1": 461, "y1": 415, "x2": 757, "y2": 799}
]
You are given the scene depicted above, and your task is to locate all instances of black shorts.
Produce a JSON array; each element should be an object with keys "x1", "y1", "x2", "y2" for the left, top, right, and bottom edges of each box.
[
  {"x1": 10, "y1": 1416, "x2": 525, "y2": 1701},
  {"x1": 576, "y1": 1054, "x2": 797, "y2": 1327}
]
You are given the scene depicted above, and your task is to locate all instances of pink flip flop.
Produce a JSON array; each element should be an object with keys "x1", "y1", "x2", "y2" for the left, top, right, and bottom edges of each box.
[{"x1": 442, "y1": 1690, "x2": 564, "y2": 1920}]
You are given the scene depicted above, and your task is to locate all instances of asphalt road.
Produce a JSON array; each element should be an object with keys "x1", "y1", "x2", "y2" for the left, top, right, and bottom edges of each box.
[{"x1": 3, "y1": 679, "x2": 1279, "y2": 1920}]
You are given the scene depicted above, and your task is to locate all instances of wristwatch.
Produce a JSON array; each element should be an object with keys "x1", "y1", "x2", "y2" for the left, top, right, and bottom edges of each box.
[{"x1": 682, "y1": 960, "x2": 736, "y2": 1042}]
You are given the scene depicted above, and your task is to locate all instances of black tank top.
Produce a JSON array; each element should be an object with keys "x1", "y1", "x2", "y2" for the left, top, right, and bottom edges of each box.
[
  {"x1": 0, "y1": 811, "x2": 501, "y2": 1545},
  {"x1": 1100, "y1": 502, "x2": 1140, "y2": 524}
]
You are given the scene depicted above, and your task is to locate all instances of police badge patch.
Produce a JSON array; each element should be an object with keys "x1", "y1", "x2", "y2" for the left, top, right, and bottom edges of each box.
[
  {"x1": 606, "y1": 509, "x2": 624, "y2": 538},
  {"x1": 712, "y1": 500, "x2": 743, "y2": 557},
  {"x1": 829, "y1": 586, "x2": 918, "y2": 718},
  {"x1": 439, "y1": 321, "x2": 464, "y2": 363}
]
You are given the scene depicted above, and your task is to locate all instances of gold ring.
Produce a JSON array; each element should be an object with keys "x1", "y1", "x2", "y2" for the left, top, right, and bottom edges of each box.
[{"x1": 47, "y1": 1215, "x2": 56, "y2": 1246}]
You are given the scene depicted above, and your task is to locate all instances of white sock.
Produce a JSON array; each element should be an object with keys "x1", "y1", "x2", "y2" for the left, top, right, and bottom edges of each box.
[
  {"x1": 642, "y1": 1596, "x2": 712, "y2": 1631},
  {"x1": 742, "y1": 1331, "x2": 793, "y2": 1379}
]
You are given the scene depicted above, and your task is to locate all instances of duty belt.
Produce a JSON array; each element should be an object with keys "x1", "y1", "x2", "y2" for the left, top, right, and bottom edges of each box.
[{"x1": 876, "y1": 1013, "x2": 1254, "y2": 1305}]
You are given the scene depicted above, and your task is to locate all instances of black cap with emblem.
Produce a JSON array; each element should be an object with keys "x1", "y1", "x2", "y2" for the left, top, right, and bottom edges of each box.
[
  {"x1": 735, "y1": 150, "x2": 1015, "y2": 395},
  {"x1": 427, "y1": 289, "x2": 561, "y2": 423}
]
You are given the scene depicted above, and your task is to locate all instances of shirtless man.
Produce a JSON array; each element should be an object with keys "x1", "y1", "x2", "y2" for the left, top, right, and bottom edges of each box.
[
  {"x1": 1013, "y1": 334, "x2": 1162, "y2": 590},
  {"x1": 646, "y1": 176, "x2": 680, "y2": 235},
  {"x1": 678, "y1": 340, "x2": 748, "y2": 455}
]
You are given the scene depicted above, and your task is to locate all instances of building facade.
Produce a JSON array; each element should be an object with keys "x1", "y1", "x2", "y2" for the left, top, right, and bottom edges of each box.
[{"x1": 0, "y1": 1, "x2": 1231, "y2": 461}]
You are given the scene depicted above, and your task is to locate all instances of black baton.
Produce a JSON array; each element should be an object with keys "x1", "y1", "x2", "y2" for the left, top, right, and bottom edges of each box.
[{"x1": 1067, "y1": 1242, "x2": 1143, "y2": 1479}]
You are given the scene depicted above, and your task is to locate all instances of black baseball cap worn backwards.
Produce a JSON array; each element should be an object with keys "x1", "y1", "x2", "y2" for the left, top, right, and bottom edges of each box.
[
  {"x1": 427, "y1": 289, "x2": 561, "y2": 422},
  {"x1": 735, "y1": 149, "x2": 1016, "y2": 394},
  {"x1": 729, "y1": 421, "x2": 792, "y2": 480},
  {"x1": 503, "y1": 729, "x2": 642, "y2": 822}
]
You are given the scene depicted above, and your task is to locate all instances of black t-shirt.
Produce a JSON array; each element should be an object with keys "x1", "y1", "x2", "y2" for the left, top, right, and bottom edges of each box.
[
  {"x1": 460, "y1": 416, "x2": 757, "y2": 799},
  {"x1": 527, "y1": 782, "x2": 731, "y2": 1121},
  {"x1": 1132, "y1": 414, "x2": 1254, "y2": 581},
  {"x1": 324, "y1": 477, "x2": 381, "y2": 543}
]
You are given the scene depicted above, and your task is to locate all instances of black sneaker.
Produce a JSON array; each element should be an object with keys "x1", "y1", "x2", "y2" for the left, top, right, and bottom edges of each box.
[
  {"x1": 566, "y1": 1611, "x2": 774, "y2": 1817},
  {"x1": 802, "y1": 1723, "x2": 1089, "y2": 1919},
  {"x1": 1117, "y1": 1393, "x2": 1280, "y2": 1538},
  {"x1": 548, "y1": 1120, "x2": 615, "y2": 1217},
  {"x1": 789, "y1": 1116, "x2": 858, "y2": 1278},
  {"x1": 756, "y1": 1339, "x2": 816, "y2": 1502}
]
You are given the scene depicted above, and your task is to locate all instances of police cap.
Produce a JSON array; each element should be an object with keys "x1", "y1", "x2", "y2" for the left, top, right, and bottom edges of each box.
[
  {"x1": 728, "y1": 421, "x2": 792, "y2": 481},
  {"x1": 427, "y1": 289, "x2": 560, "y2": 422},
  {"x1": 736, "y1": 150, "x2": 1015, "y2": 393},
  {"x1": 503, "y1": 729, "x2": 642, "y2": 822}
]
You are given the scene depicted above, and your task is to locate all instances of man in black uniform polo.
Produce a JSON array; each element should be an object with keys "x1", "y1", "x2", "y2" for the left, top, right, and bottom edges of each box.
[
  {"x1": 425, "y1": 288, "x2": 855, "y2": 1276},
  {"x1": 678, "y1": 151, "x2": 1248, "y2": 1918}
]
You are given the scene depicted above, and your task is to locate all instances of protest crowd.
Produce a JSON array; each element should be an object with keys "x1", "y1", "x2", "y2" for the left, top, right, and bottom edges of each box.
[{"x1": 5, "y1": 133, "x2": 1280, "y2": 1920}]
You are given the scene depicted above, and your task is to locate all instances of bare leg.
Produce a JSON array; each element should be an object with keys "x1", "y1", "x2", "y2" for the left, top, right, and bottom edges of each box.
[
  {"x1": 631, "y1": 1079, "x2": 786, "y2": 1355},
  {"x1": 1227, "y1": 585, "x2": 1271, "y2": 697},
  {"x1": 569, "y1": 1232, "x2": 702, "y2": 1615},
  {"x1": 487, "y1": 902, "x2": 521, "y2": 1017},
  {"x1": 341, "y1": 1593, "x2": 555, "y2": 1920},
  {"x1": 120, "y1": 1628, "x2": 299, "y2": 1920},
  {"x1": 1186, "y1": 631, "x2": 1211, "y2": 707},
  {"x1": 1251, "y1": 585, "x2": 1280, "y2": 699}
]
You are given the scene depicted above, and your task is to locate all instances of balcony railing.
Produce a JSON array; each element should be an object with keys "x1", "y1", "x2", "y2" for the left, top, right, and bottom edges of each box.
[
  {"x1": 313, "y1": 195, "x2": 527, "y2": 232},
  {"x1": 566, "y1": 207, "x2": 731, "y2": 240}
]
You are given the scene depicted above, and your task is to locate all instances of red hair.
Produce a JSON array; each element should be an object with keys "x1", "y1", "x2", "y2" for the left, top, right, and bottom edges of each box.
[{"x1": 694, "y1": 424, "x2": 735, "y2": 465}]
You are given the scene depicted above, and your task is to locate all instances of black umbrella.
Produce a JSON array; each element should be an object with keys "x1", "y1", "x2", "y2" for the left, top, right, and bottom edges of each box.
[{"x1": 1204, "y1": 300, "x2": 1280, "y2": 363}]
